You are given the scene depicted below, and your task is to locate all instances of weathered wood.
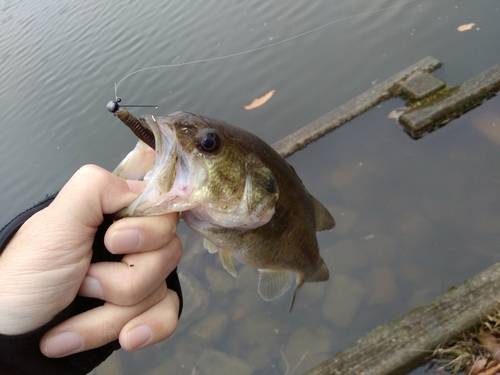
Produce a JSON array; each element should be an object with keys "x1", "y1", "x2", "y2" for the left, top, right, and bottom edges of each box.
[
  {"x1": 272, "y1": 56, "x2": 442, "y2": 158},
  {"x1": 301, "y1": 262, "x2": 500, "y2": 375},
  {"x1": 400, "y1": 63, "x2": 500, "y2": 138},
  {"x1": 398, "y1": 71, "x2": 446, "y2": 100}
]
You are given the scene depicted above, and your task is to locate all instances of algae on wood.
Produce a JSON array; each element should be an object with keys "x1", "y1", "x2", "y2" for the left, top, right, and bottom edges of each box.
[{"x1": 399, "y1": 63, "x2": 500, "y2": 138}]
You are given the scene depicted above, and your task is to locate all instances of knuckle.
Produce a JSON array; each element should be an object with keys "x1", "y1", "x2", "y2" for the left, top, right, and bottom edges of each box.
[
  {"x1": 168, "y1": 235, "x2": 183, "y2": 263},
  {"x1": 71, "y1": 165, "x2": 111, "y2": 192},
  {"x1": 109, "y1": 267, "x2": 144, "y2": 306},
  {"x1": 74, "y1": 164, "x2": 104, "y2": 180},
  {"x1": 160, "y1": 290, "x2": 179, "y2": 336},
  {"x1": 146, "y1": 284, "x2": 169, "y2": 310},
  {"x1": 116, "y1": 280, "x2": 142, "y2": 306},
  {"x1": 97, "y1": 318, "x2": 122, "y2": 343}
]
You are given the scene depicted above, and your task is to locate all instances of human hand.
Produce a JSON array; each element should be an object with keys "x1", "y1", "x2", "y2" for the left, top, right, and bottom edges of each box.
[{"x1": 0, "y1": 165, "x2": 182, "y2": 357}]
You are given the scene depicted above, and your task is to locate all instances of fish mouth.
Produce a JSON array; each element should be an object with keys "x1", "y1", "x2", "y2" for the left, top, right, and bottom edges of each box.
[{"x1": 114, "y1": 112, "x2": 202, "y2": 217}]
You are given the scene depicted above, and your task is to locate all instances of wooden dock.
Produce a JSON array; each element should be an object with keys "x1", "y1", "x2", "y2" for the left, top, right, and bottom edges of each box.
[
  {"x1": 273, "y1": 57, "x2": 500, "y2": 157},
  {"x1": 269, "y1": 57, "x2": 500, "y2": 375}
]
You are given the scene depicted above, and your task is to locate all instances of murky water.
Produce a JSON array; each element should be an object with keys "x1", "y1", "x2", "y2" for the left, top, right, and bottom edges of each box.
[{"x1": 1, "y1": 1, "x2": 499, "y2": 374}]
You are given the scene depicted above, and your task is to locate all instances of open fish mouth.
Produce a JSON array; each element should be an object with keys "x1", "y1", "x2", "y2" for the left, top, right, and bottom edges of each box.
[
  {"x1": 112, "y1": 110, "x2": 278, "y2": 229},
  {"x1": 113, "y1": 112, "x2": 204, "y2": 218}
]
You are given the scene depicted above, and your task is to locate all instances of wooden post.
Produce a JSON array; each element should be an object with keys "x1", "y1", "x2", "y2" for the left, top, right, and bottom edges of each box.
[{"x1": 300, "y1": 263, "x2": 500, "y2": 375}]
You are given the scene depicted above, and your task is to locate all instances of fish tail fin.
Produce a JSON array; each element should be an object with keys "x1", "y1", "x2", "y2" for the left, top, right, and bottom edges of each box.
[
  {"x1": 307, "y1": 257, "x2": 330, "y2": 282},
  {"x1": 289, "y1": 259, "x2": 329, "y2": 312}
]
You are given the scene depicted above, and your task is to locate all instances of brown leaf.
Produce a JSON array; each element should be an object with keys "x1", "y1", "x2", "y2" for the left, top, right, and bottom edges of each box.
[
  {"x1": 244, "y1": 89, "x2": 276, "y2": 110},
  {"x1": 469, "y1": 358, "x2": 488, "y2": 375},
  {"x1": 458, "y1": 23, "x2": 475, "y2": 32},
  {"x1": 481, "y1": 333, "x2": 500, "y2": 356},
  {"x1": 479, "y1": 361, "x2": 500, "y2": 375},
  {"x1": 474, "y1": 113, "x2": 500, "y2": 146}
]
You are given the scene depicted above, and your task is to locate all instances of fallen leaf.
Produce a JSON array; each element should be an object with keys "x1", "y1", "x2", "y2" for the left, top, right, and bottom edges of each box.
[
  {"x1": 388, "y1": 107, "x2": 407, "y2": 121},
  {"x1": 244, "y1": 89, "x2": 276, "y2": 110},
  {"x1": 480, "y1": 332, "x2": 500, "y2": 356},
  {"x1": 458, "y1": 23, "x2": 475, "y2": 32},
  {"x1": 479, "y1": 361, "x2": 500, "y2": 375},
  {"x1": 474, "y1": 113, "x2": 500, "y2": 146},
  {"x1": 468, "y1": 358, "x2": 487, "y2": 375}
]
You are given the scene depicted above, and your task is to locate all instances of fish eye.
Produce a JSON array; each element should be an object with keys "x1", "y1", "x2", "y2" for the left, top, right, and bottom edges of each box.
[{"x1": 197, "y1": 128, "x2": 220, "y2": 152}]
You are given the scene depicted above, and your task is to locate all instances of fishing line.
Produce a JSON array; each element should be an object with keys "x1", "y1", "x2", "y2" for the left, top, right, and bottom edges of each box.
[{"x1": 114, "y1": 0, "x2": 420, "y2": 101}]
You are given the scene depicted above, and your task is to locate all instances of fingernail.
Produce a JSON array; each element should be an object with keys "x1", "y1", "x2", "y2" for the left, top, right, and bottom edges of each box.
[
  {"x1": 127, "y1": 325, "x2": 152, "y2": 350},
  {"x1": 80, "y1": 276, "x2": 103, "y2": 299},
  {"x1": 110, "y1": 229, "x2": 142, "y2": 253},
  {"x1": 46, "y1": 332, "x2": 83, "y2": 357}
]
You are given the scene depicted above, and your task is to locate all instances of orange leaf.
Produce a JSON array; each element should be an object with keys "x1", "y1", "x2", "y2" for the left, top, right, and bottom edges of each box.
[
  {"x1": 244, "y1": 90, "x2": 276, "y2": 110},
  {"x1": 458, "y1": 23, "x2": 475, "y2": 32}
]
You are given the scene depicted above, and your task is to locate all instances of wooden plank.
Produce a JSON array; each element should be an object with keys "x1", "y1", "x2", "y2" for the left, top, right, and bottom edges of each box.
[
  {"x1": 300, "y1": 263, "x2": 500, "y2": 375},
  {"x1": 272, "y1": 56, "x2": 442, "y2": 158},
  {"x1": 400, "y1": 63, "x2": 500, "y2": 138}
]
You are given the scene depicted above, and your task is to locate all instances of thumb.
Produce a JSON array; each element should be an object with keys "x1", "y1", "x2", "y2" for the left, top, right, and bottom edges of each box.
[
  {"x1": 3, "y1": 165, "x2": 141, "y2": 272},
  {"x1": 49, "y1": 164, "x2": 141, "y2": 229}
]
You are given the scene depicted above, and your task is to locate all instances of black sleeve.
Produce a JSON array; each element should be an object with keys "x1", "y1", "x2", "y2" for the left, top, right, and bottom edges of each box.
[{"x1": 0, "y1": 194, "x2": 183, "y2": 375}]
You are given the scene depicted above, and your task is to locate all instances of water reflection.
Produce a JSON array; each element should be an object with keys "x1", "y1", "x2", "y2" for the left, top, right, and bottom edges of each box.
[{"x1": 2, "y1": 0, "x2": 500, "y2": 374}]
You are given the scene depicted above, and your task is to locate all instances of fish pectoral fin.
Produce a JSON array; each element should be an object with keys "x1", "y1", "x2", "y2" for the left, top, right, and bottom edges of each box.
[
  {"x1": 203, "y1": 239, "x2": 237, "y2": 277},
  {"x1": 218, "y1": 248, "x2": 237, "y2": 277},
  {"x1": 310, "y1": 194, "x2": 335, "y2": 232},
  {"x1": 203, "y1": 238, "x2": 219, "y2": 254},
  {"x1": 257, "y1": 269, "x2": 293, "y2": 301}
]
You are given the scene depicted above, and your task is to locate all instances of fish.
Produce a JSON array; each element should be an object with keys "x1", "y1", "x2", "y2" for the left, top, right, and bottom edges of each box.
[{"x1": 111, "y1": 108, "x2": 335, "y2": 310}]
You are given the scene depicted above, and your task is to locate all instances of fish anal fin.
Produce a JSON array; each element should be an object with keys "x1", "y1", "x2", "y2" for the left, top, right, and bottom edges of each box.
[
  {"x1": 218, "y1": 248, "x2": 237, "y2": 278},
  {"x1": 310, "y1": 194, "x2": 335, "y2": 232},
  {"x1": 203, "y1": 238, "x2": 219, "y2": 254},
  {"x1": 258, "y1": 269, "x2": 292, "y2": 301}
]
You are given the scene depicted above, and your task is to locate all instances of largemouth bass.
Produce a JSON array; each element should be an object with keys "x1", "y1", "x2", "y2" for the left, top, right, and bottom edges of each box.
[{"x1": 110, "y1": 108, "x2": 334, "y2": 310}]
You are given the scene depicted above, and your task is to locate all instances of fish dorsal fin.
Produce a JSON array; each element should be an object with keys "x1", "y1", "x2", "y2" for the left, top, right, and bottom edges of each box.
[
  {"x1": 287, "y1": 161, "x2": 335, "y2": 232},
  {"x1": 245, "y1": 157, "x2": 279, "y2": 214},
  {"x1": 203, "y1": 238, "x2": 219, "y2": 254},
  {"x1": 258, "y1": 269, "x2": 293, "y2": 301},
  {"x1": 310, "y1": 194, "x2": 335, "y2": 232},
  {"x1": 286, "y1": 162, "x2": 305, "y2": 186},
  {"x1": 204, "y1": 238, "x2": 237, "y2": 277}
]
